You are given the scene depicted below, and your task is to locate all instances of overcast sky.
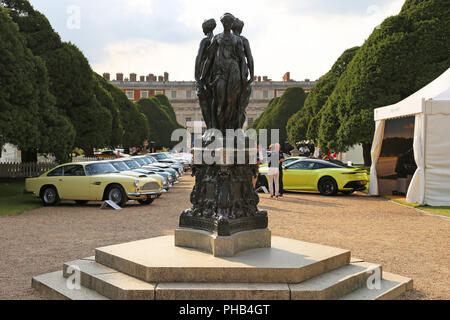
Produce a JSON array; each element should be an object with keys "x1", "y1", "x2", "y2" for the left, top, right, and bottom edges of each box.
[{"x1": 28, "y1": 0, "x2": 404, "y2": 81}]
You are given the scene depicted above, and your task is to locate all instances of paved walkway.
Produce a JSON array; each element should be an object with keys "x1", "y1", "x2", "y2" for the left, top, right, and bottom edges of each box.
[{"x1": 0, "y1": 175, "x2": 448, "y2": 299}]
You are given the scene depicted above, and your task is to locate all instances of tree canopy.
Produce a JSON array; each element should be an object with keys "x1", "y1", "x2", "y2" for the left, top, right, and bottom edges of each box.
[
  {"x1": 137, "y1": 97, "x2": 182, "y2": 148},
  {"x1": 318, "y1": 0, "x2": 450, "y2": 164},
  {"x1": 286, "y1": 46, "x2": 360, "y2": 147},
  {"x1": 250, "y1": 87, "x2": 307, "y2": 146},
  {"x1": 0, "y1": 7, "x2": 75, "y2": 162},
  {"x1": 1, "y1": 0, "x2": 151, "y2": 159}
]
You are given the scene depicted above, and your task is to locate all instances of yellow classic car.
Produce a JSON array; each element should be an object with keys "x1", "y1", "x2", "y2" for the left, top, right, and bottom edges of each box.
[
  {"x1": 258, "y1": 158, "x2": 368, "y2": 196},
  {"x1": 25, "y1": 162, "x2": 164, "y2": 206}
]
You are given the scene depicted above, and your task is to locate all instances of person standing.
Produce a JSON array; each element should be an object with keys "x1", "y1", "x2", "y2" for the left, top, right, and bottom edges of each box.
[{"x1": 268, "y1": 143, "x2": 284, "y2": 198}]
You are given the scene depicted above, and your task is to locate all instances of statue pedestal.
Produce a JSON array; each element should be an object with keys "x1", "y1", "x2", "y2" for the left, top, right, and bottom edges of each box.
[
  {"x1": 175, "y1": 228, "x2": 271, "y2": 257},
  {"x1": 179, "y1": 142, "x2": 268, "y2": 255}
]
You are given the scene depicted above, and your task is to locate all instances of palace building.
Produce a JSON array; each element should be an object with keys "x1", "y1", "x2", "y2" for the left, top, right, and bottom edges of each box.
[{"x1": 104, "y1": 72, "x2": 316, "y2": 129}]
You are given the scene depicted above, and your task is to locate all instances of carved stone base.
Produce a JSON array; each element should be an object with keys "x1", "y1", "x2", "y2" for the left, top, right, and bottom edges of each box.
[
  {"x1": 175, "y1": 228, "x2": 271, "y2": 257},
  {"x1": 179, "y1": 214, "x2": 268, "y2": 237}
]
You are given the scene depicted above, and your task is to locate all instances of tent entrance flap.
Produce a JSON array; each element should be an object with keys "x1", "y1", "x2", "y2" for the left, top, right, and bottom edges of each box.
[{"x1": 370, "y1": 117, "x2": 416, "y2": 197}]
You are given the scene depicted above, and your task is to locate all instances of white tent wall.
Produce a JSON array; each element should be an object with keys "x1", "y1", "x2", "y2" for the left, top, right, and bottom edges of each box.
[
  {"x1": 405, "y1": 112, "x2": 425, "y2": 204},
  {"x1": 370, "y1": 68, "x2": 450, "y2": 204},
  {"x1": 421, "y1": 99, "x2": 450, "y2": 206}
]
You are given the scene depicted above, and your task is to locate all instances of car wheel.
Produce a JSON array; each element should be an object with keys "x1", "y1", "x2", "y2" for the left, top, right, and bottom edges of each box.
[
  {"x1": 342, "y1": 190, "x2": 355, "y2": 195},
  {"x1": 107, "y1": 185, "x2": 127, "y2": 207},
  {"x1": 138, "y1": 196, "x2": 154, "y2": 205},
  {"x1": 318, "y1": 177, "x2": 338, "y2": 196},
  {"x1": 41, "y1": 186, "x2": 60, "y2": 206},
  {"x1": 75, "y1": 200, "x2": 89, "y2": 205}
]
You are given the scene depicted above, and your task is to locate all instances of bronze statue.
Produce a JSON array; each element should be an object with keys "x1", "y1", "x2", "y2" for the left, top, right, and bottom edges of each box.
[
  {"x1": 195, "y1": 19, "x2": 216, "y2": 129},
  {"x1": 232, "y1": 18, "x2": 254, "y2": 128},
  {"x1": 179, "y1": 14, "x2": 267, "y2": 237},
  {"x1": 197, "y1": 13, "x2": 254, "y2": 133}
]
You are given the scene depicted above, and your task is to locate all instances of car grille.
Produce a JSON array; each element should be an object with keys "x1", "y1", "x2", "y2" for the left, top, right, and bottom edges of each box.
[{"x1": 141, "y1": 182, "x2": 160, "y2": 191}]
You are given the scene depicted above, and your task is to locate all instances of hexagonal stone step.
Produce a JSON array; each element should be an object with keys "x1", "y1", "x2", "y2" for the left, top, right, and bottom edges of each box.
[
  {"x1": 289, "y1": 261, "x2": 382, "y2": 300},
  {"x1": 340, "y1": 271, "x2": 413, "y2": 300},
  {"x1": 155, "y1": 283, "x2": 290, "y2": 300},
  {"x1": 32, "y1": 271, "x2": 108, "y2": 300},
  {"x1": 62, "y1": 257, "x2": 156, "y2": 300},
  {"x1": 95, "y1": 236, "x2": 351, "y2": 283}
]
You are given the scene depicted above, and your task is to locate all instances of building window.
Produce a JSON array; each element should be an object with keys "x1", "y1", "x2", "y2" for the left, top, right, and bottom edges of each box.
[
  {"x1": 155, "y1": 90, "x2": 164, "y2": 95},
  {"x1": 126, "y1": 91, "x2": 134, "y2": 100},
  {"x1": 248, "y1": 118, "x2": 254, "y2": 126},
  {"x1": 140, "y1": 91, "x2": 149, "y2": 98},
  {"x1": 171, "y1": 91, "x2": 177, "y2": 99},
  {"x1": 263, "y1": 90, "x2": 268, "y2": 99},
  {"x1": 186, "y1": 90, "x2": 192, "y2": 99}
]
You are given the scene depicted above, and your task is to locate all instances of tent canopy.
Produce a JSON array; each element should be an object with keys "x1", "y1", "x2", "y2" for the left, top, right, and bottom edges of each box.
[
  {"x1": 370, "y1": 68, "x2": 450, "y2": 206},
  {"x1": 374, "y1": 68, "x2": 450, "y2": 121}
]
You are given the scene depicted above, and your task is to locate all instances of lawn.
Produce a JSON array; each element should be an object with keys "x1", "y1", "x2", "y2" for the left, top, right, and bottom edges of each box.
[
  {"x1": 384, "y1": 195, "x2": 450, "y2": 218},
  {"x1": 0, "y1": 178, "x2": 42, "y2": 216}
]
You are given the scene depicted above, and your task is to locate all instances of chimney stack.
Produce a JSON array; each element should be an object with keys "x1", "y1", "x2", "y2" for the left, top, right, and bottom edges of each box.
[
  {"x1": 164, "y1": 72, "x2": 169, "y2": 82},
  {"x1": 283, "y1": 72, "x2": 291, "y2": 82},
  {"x1": 103, "y1": 73, "x2": 110, "y2": 81},
  {"x1": 130, "y1": 73, "x2": 137, "y2": 82},
  {"x1": 140, "y1": 75, "x2": 145, "y2": 82},
  {"x1": 116, "y1": 73, "x2": 124, "y2": 81},
  {"x1": 158, "y1": 75, "x2": 164, "y2": 82},
  {"x1": 263, "y1": 76, "x2": 268, "y2": 82}
]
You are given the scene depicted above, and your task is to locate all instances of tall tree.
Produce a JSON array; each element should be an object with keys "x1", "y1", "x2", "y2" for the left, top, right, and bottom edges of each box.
[
  {"x1": 320, "y1": 0, "x2": 450, "y2": 165},
  {"x1": 94, "y1": 73, "x2": 123, "y2": 147},
  {"x1": 286, "y1": 46, "x2": 359, "y2": 147},
  {"x1": 154, "y1": 94, "x2": 182, "y2": 128},
  {"x1": 0, "y1": 6, "x2": 40, "y2": 154},
  {"x1": 0, "y1": 6, "x2": 74, "y2": 162},
  {"x1": 137, "y1": 98, "x2": 180, "y2": 148},
  {"x1": 106, "y1": 84, "x2": 149, "y2": 151},
  {"x1": 251, "y1": 87, "x2": 307, "y2": 147}
]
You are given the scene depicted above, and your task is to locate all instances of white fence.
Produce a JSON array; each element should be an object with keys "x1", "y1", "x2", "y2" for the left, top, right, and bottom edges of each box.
[
  {"x1": 0, "y1": 162, "x2": 58, "y2": 178},
  {"x1": 0, "y1": 157, "x2": 101, "y2": 178}
]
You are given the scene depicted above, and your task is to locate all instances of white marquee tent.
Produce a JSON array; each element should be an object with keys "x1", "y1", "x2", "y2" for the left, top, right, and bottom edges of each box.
[{"x1": 369, "y1": 68, "x2": 450, "y2": 206}]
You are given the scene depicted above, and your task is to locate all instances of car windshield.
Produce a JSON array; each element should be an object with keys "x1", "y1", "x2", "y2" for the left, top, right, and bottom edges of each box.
[
  {"x1": 124, "y1": 160, "x2": 141, "y2": 169},
  {"x1": 85, "y1": 163, "x2": 118, "y2": 176},
  {"x1": 282, "y1": 158, "x2": 299, "y2": 166},
  {"x1": 140, "y1": 157, "x2": 151, "y2": 165},
  {"x1": 109, "y1": 161, "x2": 129, "y2": 171},
  {"x1": 134, "y1": 158, "x2": 147, "y2": 166},
  {"x1": 153, "y1": 153, "x2": 168, "y2": 160},
  {"x1": 146, "y1": 156, "x2": 156, "y2": 163}
]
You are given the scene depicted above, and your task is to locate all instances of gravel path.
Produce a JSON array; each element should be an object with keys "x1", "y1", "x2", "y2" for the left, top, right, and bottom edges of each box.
[{"x1": 0, "y1": 175, "x2": 448, "y2": 300}]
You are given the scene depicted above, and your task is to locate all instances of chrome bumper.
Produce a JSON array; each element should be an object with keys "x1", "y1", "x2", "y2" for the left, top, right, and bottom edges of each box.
[{"x1": 128, "y1": 189, "x2": 167, "y2": 196}]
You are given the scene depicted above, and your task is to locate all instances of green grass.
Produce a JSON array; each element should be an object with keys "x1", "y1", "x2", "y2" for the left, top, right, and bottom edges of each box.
[
  {"x1": 384, "y1": 196, "x2": 450, "y2": 218},
  {"x1": 0, "y1": 178, "x2": 42, "y2": 216}
]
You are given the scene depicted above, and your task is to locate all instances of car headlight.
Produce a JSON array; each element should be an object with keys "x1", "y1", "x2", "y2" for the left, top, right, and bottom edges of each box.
[{"x1": 134, "y1": 179, "x2": 139, "y2": 188}]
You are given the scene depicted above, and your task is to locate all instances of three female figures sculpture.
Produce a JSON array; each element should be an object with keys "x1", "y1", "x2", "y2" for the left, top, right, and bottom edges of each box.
[{"x1": 195, "y1": 13, "x2": 254, "y2": 135}]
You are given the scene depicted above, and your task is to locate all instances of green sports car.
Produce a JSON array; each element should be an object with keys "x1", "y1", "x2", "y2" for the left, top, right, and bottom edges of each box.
[{"x1": 257, "y1": 158, "x2": 368, "y2": 196}]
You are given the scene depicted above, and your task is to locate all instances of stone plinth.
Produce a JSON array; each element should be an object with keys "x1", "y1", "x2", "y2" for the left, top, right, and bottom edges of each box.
[
  {"x1": 175, "y1": 228, "x2": 271, "y2": 257},
  {"x1": 94, "y1": 235, "x2": 351, "y2": 283},
  {"x1": 31, "y1": 236, "x2": 413, "y2": 300}
]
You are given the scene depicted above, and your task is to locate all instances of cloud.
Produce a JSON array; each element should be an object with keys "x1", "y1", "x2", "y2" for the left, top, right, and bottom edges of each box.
[{"x1": 29, "y1": 0, "x2": 405, "y2": 81}]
